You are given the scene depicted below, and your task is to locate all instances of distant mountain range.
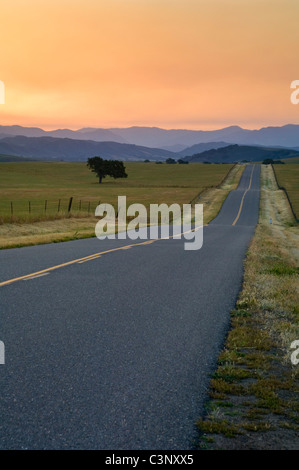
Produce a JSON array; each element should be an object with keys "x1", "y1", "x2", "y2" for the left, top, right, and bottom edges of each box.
[
  {"x1": 0, "y1": 135, "x2": 177, "y2": 161},
  {"x1": 183, "y1": 144, "x2": 299, "y2": 163},
  {"x1": 1, "y1": 123, "x2": 299, "y2": 162},
  {"x1": 1, "y1": 123, "x2": 299, "y2": 148},
  {"x1": 0, "y1": 125, "x2": 129, "y2": 144}
]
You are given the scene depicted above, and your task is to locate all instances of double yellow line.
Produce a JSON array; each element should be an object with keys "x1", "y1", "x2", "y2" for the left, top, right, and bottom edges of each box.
[{"x1": 232, "y1": 165, "x2": 255, "y2": 226}]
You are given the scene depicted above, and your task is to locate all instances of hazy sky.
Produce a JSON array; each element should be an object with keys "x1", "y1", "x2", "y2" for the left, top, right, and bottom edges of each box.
[{"x1": 0, "y1": 0, "x2": 299, "y2": 130}]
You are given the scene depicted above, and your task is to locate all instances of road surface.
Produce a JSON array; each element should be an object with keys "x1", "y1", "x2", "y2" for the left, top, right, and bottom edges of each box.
[{"x1": 0, "y1": 164, "x2": 260, "y2": 449}]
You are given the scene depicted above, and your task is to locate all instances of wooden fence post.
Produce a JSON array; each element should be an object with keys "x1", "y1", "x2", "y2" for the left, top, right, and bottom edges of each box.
[{"x1": 68, "y1": 197, "x2": 73, "y2": 212}]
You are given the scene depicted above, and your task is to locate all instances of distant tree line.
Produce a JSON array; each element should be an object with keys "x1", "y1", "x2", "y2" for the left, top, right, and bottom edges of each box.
[{"x1": 262, "y1": 158, "x2": 285, "y2": 165}]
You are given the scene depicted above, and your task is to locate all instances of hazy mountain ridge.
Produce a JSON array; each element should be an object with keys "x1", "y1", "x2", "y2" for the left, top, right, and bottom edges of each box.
[
  {"x1": 1, "y1": 124, "x2": 299, "y2": 162},
  {"x1": 0, "y1": 125, "x2": 128, "y2": 144},
  {"x1": 1, "y1": 123, "x2": 299, "y2": 148},
  {"x1": 178, "y1": 141, "x2": 230, "y2": 157},
  {"x1": 184, "y1": 144, "x2": 299, "y2": 163},
  {"x1": 0, "y1": 135, "x2": 178, "y2": 161}
]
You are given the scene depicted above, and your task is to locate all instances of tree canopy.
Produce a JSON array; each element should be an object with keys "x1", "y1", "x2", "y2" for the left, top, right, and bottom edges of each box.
[
  {"x1": 87, "y1": 156, "x2": 128, "y2": 183},
  {"x1": 262, "y1": 158, "x2": 285, "y2": 165},
  {"x1": 165, "y1": 158, "x2": 176, "y2": 164}
]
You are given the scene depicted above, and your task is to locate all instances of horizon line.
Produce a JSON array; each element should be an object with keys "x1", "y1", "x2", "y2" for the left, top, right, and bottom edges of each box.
[{"x1": 1, "y1": 122, "x2": 299, "y2": 133}]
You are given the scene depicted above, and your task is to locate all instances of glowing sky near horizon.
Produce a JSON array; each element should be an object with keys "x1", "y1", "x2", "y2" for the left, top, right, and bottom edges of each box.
[{"x1": 0, "y1": 0, "x2": 299, "y2": 130}]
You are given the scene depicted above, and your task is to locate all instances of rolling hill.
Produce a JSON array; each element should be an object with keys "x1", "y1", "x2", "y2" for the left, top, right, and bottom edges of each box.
[
  {"x1": 178, "y1": 141, "x2": 230, "y2": 157},
  {"x1": 183, "y1": 144, "x2": 299, "y2": 163},
  {"x1": 0, "y1": 135, "x2": 178, "y2": 161}
]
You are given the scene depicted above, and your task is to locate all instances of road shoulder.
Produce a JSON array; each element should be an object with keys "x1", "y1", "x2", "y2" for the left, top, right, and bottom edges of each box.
[{"x1": 197, "y1": 164, "x2": 299, "y2": 450}]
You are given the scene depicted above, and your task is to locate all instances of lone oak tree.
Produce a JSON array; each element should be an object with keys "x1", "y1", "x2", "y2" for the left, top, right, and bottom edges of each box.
[{"x1": 87, "y1": 156, "x2": 128, "y2": 184}]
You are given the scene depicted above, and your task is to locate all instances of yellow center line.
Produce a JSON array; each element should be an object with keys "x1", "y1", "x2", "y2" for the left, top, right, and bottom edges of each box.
[
  {"x1": 232, "y1": 165, "x2": 255, "y2": 226},
  {"x1": 0, "y1": 224, "x2": 205, "y2": 287},
  {"x1": 0, "y1": 241, "x2": 150, "y2": 286}
]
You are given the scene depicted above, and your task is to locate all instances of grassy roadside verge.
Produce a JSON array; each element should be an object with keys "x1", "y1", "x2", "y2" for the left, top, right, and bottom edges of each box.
[
  {"x1": 197, "y1": 164, "x2": 299, "y2": 450},
  {"x1": 0, "y1": 164, "x2": 244, "y2": 250}
]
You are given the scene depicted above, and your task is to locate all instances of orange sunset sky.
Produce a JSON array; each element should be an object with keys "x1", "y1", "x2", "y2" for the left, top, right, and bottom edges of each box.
[{"x1": 0, "y1": 0, "x2": 299, "y2": 130}]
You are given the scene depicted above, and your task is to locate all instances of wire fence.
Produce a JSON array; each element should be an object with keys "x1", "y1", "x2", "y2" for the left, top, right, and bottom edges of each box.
[
  {"x1": 0, "y1": 197, "x2": 187, "y2": 225},
  {"x1": 0, "y1": 197, "x2": 104, "y2": 222}
]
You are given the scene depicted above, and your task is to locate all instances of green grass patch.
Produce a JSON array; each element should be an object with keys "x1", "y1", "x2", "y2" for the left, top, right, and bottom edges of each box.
[
  {"x1": 241, "y1": 422, "x2": 273, "y2": 432},
  {"x1": 210, "y1": 378, "x2": 246, "y2": 397},
  {"x1": 226, "y1": 325, "x2": 274, "y2": 351},
  {"x1": 266, "y1": 263, "x2": 299, "y2": 276},
  {"x1": 197, "y1": 419, "x2": 242, "y2": 438},
  {"x1": 213, "y1": 365, "x2": 255, "y2": 383}
]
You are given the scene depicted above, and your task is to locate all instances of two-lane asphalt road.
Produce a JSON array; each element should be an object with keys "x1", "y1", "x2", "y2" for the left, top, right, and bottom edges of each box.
[{"x1": 0, "y1": 164, "x2": 260, "y2": 449}]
